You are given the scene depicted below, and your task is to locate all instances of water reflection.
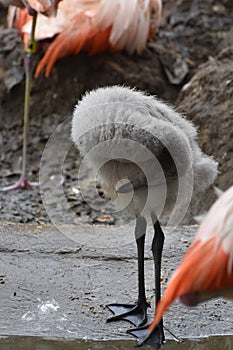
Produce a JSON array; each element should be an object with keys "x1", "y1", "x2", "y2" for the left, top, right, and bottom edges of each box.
[{"x1": 0, "y1": 335, "x2": 232, "y2": 350}]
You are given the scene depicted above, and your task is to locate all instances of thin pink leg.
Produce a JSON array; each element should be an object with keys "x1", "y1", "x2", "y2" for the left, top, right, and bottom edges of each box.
[{"x1": 1, "y1": 176, "x2": 39, "y2": 191}]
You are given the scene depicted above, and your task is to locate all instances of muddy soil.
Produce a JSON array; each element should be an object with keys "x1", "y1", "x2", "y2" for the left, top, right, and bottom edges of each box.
[
  {"x1": 177, "y1": 47, "x2": 233, "y2": 215},
  {"x1": 0, "y1": 0, "x2": 233, "y2": 224}
]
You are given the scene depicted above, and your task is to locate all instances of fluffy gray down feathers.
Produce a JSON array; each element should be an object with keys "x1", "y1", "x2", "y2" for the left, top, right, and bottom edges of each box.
[
  {"x1": 72, "y1": 86, "x2": 217, "y2": 192},
  {"x1": 72, "y1": 86, "x2": 217, "y2": 215}
]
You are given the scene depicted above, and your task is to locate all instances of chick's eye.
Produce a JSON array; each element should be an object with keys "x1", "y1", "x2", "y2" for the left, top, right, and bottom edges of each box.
[{"x1": 96, "y1": 183, "x2": 105, "y2": 198}]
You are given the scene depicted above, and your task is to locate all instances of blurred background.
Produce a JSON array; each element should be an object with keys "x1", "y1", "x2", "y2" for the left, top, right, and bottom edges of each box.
[{"x1": 0, "y1": 0, "x2": 232, "y2": 224}]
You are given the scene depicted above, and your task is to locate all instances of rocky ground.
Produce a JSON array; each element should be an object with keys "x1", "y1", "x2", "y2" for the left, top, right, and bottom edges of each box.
[{"x1": 0, "y1": 222, "x2": 232, "y2": 343}]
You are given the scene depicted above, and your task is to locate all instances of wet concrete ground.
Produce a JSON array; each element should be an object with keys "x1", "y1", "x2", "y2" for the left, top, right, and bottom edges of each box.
[
  {"x1": 0, "y1": 335, "x2": 232, "y2": 350},
  {"x1": 0, "y1": 222, "x2": 232, "y2": 345}
]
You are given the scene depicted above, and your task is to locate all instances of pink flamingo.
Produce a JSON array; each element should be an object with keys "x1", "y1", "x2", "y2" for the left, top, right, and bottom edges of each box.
[{"x1": 9, "y1": 0, "x2": 162, "y2": 77}]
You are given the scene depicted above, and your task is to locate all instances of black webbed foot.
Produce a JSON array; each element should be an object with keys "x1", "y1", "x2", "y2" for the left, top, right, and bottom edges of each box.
[
  {"x1": 107, "y1": 301, "x2": 149, "y2": 327},
  {"x1": 128, "y1": 322, "x2": 165, "y2": 348}
]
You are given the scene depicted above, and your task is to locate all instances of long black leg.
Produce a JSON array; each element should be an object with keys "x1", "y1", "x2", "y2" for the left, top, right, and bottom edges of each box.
[
  {"x1": 128, "y1": 214, "x2": 165, "y2": 348},
  {"x1": 107, "y1": 216, "x2": 149, "y2": 327},
  {"x1": 135, "y1": 215, "x2": 147, "y2": 307},
  {"x1": 151, "y1": 217, "x2": 165, "y2": 343}
]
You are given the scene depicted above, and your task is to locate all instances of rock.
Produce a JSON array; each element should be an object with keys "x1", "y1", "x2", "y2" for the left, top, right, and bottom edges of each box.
[{"x1": 176, "y1": 46, "x2": 233, "y2": 216}]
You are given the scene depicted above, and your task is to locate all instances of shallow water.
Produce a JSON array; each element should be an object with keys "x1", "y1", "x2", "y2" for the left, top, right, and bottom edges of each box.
[{"x1": 0, "y1": 335, "x2": 232, "y2": 350}]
